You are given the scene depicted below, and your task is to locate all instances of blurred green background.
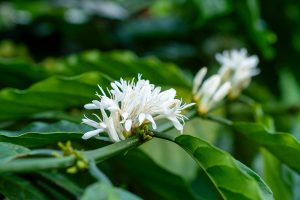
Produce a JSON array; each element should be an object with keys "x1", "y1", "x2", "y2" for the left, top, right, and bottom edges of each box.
[
  {"x1": 1, "y1": 0, "x2": 300, "y2": 199},
  {"x1": 2, "y1": 0, "x2": 300, "y2": 131},
  {"x1": 0, "y1": 0, "x2": 298, "y2": 93}
]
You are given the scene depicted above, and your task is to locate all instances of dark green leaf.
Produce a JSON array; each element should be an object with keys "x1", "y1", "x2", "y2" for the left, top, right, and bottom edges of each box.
[
  {"x1": 192, "y1": 0, "x2": 232, "y2": 23},
  {"x1": 0, "y1": 58, "x2": 46, "y2": 89},
  {"x1": 39, "y1": 172, "x2": 84, "y2": 197},
  {"x1": 0, "y1": 121, "x2": 92, "y2": 147},
  {"x1": 110, "y1": 150, "x2": 202, "y2": 200},
  {"x1": 234, "y1": 122, "x2": 300, "y2": 173},
  {"x1": 0, "y1": 175, "x2": 48, "y2": 200},
  {"x1": 43, "y1": 50, "x2": 190, "y2": 89},
  {"x1": 236, "y1": 0, "x2": 275, "y2": 59},
  {"x1": 0, "y1": 71, "x2": 111, "y2": 121}
]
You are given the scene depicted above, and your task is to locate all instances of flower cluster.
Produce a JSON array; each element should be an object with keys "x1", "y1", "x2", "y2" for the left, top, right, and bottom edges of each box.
[
  {"x1": 216, "y1": 48, "x2": 259, "y2": 98},
  {"x1": 193, "y1": 48, "x2": 259, "y2": 114},
  {"x1": 192, "y1": 67, "x2": 231, "y2": 114},
  {"x1": 82, "y1": 75, "x2": 194, "y2": 142}
]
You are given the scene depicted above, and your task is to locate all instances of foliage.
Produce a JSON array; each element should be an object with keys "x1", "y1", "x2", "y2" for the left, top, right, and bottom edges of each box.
[{"x1": 0, "y1": 0, "x2": 300, "y2": 199}]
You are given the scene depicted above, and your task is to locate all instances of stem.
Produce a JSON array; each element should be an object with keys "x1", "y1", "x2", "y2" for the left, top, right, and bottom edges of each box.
[
  {"x1": 89, "y1": 160, "x2": 112, "y2": 186},
  {"x1": 0, "y1": 156, "x2": 75, "y2": 173},
  {"x1": 0, "y1": 135, "x2": 142, "y2": 173},
  {"x1": 205, "y1": 115, "x2": 233, "y2": 126},
  {"x1": 154, "y1": 109, "x2": 198, "y2": 140},
  {"x1": 155, "y1": 109, "x2": 198, "y2": 133},
  {"x1": 154, "y1": 130, "x2": 178, "y2": 142},
  {"x1": 85, "y1": 135, "x2": 141, "y2": 162},
  {"x1": 238, "y1": 95, "x2": 257, "y2": 108}
]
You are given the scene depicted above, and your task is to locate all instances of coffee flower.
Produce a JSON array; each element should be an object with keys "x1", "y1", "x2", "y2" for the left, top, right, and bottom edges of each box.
[
  {"x1": 193, "y1": 67, "x2": 231, "y2": 114},
  {"x1": 82, "y1": 75, "x2": 194, "y2": 142},
  {"x1": 215, "y1": 48, "x2": 259, "y2": 98}
]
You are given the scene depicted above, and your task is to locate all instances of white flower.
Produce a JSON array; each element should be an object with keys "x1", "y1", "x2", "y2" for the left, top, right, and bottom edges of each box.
[
  {"x1": 193, "y1": 67, "x2": 231, "y2": 114},
  {"x1": 82, "y1": 75, "x2": 194, "y2": 142},
  {"x1": 215, "y1": 48, "x2": 259, "y2": 98}
]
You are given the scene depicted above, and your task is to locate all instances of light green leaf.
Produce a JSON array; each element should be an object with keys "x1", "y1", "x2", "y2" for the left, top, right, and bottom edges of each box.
[
  {"x1": 234, "y1": 122, "x2": 300, "y2": 173},
  {"x1": 81, "y1": 182, "x2": 117, "y2": 200},
  {"x1": 261, "y1": 149, "x2": 292, "y2": 200},
  {"x1": 155, "y1": 133, "x2": 274, "y2": 200},
  {"x1": 81, "y1": 182, "x2": 141, "y2": 200},
  {"x1": 116, "y1": 188, "x2": 142, "y2": 200},
  {"x1": 254, "y1": 109, "x2": 293, "y2": 200},
  {"x1": 0, "y1": 142, "x2": 30, "y2": 162}
]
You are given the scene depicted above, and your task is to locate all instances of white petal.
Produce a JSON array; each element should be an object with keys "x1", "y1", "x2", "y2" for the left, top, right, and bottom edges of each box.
[
  {"x1": 212, "y1": 82, "x2": 231, "y2": 102},
  {"x1": 146, "y1": 114, "x2": 157, "y2": 129},
  {"x1": 99, "y1": 122, "x2": 107, "y2": 129},
  {"x1": 197, "y1": 75, "x2": 221, "y2": 100},
  {"x1": 82, "y1": 129, "x2": 102, "y2": 140},
  {"x1": 138, "y1": 113, "x2": 146, "y2": 125},
  {"x1": 152, "y1": 87, "x2": 161, "y2": 96},
  {"x1": 193, "y1": 67, "x2": 207, "y2": 94},
  {"x1": 84, "y1": 103, "x2": 99, "y2": 109},
  {"x1": 250, "y1": 68, "x2": 260, "y2": 76},
  {"x1": 125, "y1": 119, "x2": 132, "y2": 132},
  {"x1": 168, "y1": 116, "x2": 183, "y2": 132},
  {"x1": 203, "y1": 75, "x2": 221, "y2": 95},
  {"x1": 121, "y1": 112, "x2": 129, "y2": 123},
  {"x1": 82, "y1": 118, "x2": 100, "y2": 129},
  {"x1": 159, "y1": 88, "x2": 176, "y2": 101},
  {"x1": 92, "y1": 100, "x2": 101, "y2": 107},
  {"x1": 101, "y1": 97, "x2": 119, "y2": 111},
  {"x1": 180, "y1": 102, "x2": 196, "y2": 110},
  {"x1": 106, "y1": 117, "x2": 120, "y2": 142}
]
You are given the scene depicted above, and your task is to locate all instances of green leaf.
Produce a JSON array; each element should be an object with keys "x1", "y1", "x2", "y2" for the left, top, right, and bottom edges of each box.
[
  {"x1": 81, "y1": 182, "x2": 141, "y2": 200},
  {"x1": 261, "y1": 149, "x2": 292, "y2": 200},
  {"x1": 254, "y1": 108, "x2": 293, "y2": 200},
  {"x1": 0, "y1": 71, "x2": 111, "y2": 121},
  {"x1": 81, "y1": 182, "x2": 118, "y2": 200},
  {"x1": 160, "y1": 134, "x2": 274, "y2": 200},
  {"x1": 0, "y1": 142, "x2": 30, "y2": 162},
  {"x1": 192, "y1": 0, "x2": 232, "y2": 23},
  {"x1": 279, "y1": 69, "x2": 300, "y2": 106},
  {"x1": 0, "y1": 58, "x2": 46, "y2": 89},
  {"x1": 43, "y1": 50, "x2": 190, "y2": 88},
  {"x1": 116, "y1": 188, "x2": 142, "y2": 200},
  {"x1": 236, "y1": 0, "x2": 275, "y2": 59},
  {"x1": 0, "y1": 121, "x2": 93, "y2": 147},
  {"x1": 233, "y1": 122, "x2": 300, "y2": 173},
  {"x1": 109, "y1": 150, "x2": 202, "y2": 200},
  {"x1": 0, "y1": 175, "x2": 48, "y2": 200},
  {"x1": 35, "y1": 180, "x2": 70, "y2": 200},
  {"x1": 39, "y1": 172, "x2": 84, "y2": 197}
]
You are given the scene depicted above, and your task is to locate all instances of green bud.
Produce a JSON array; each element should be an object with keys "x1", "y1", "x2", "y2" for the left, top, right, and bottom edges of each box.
[
  {"x1": 67, "y1": 166, "x2": 78, "y2": 174},
  {"x1": 76, "y1": 160, "x2": 87, "y2": 170}
]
